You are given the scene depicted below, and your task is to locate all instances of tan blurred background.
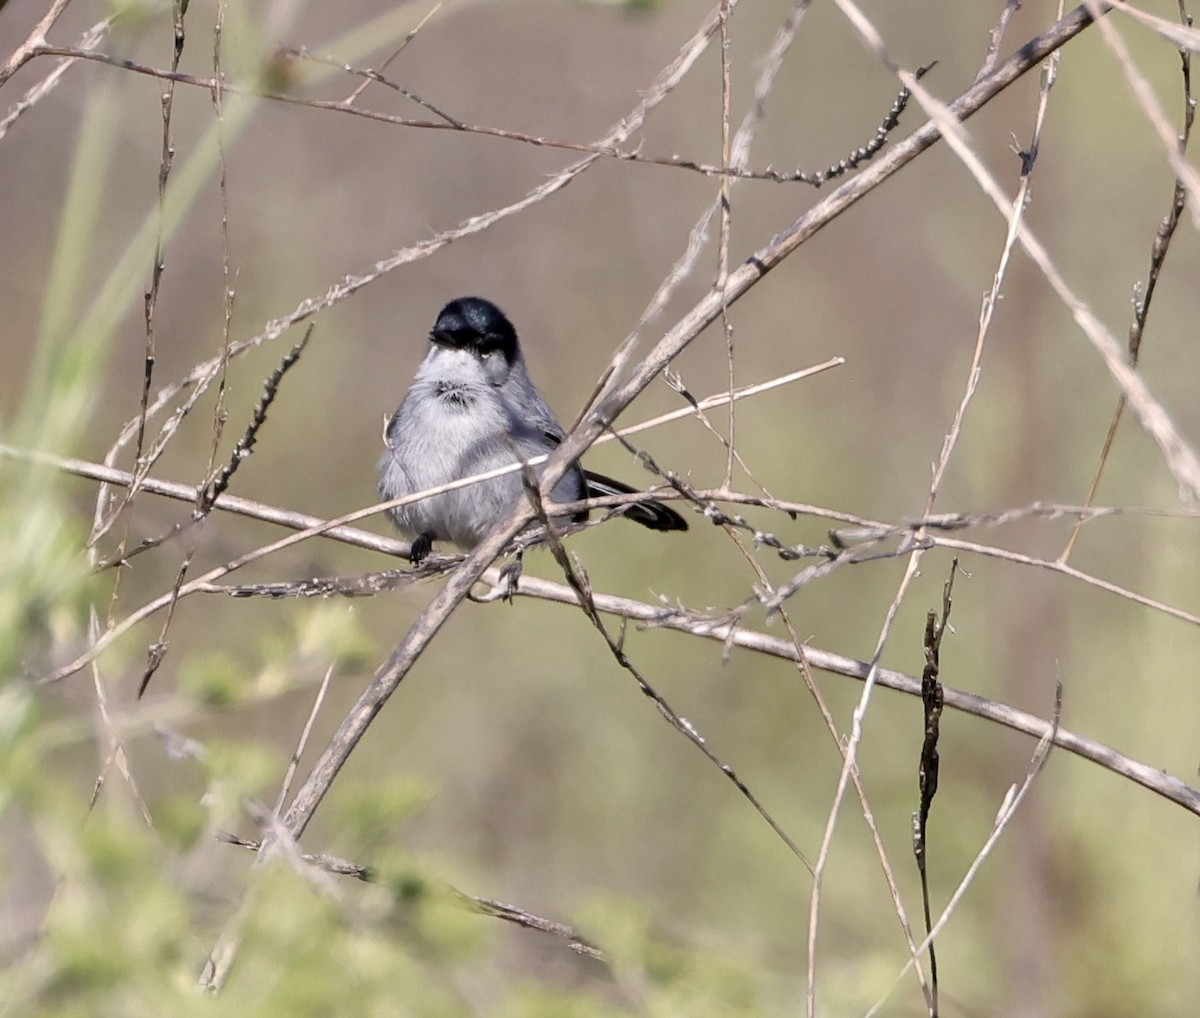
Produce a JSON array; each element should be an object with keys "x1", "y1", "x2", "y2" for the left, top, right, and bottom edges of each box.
[{"x1": 2, "y1": 0, "x2": 1199, "y2": 1014}]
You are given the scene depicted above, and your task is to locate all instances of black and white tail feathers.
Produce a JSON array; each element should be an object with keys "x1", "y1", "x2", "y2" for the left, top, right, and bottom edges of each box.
[{"x1": 583, "y1": 470, "x2": 688, "y2": 532}]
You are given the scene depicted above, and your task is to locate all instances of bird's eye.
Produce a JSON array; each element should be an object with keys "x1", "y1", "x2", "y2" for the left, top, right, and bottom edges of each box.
[
  {"x1": 477, "y1": 333, "x2": 506, "y2": 356},
  {"x1": 432, "y1": 328, "x2": 480, "y2": 349}
]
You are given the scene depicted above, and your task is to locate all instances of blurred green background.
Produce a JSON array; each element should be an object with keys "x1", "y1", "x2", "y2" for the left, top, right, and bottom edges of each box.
[{"x1": 1, "y1": 0, "x2": 1198, "y2": 1014}]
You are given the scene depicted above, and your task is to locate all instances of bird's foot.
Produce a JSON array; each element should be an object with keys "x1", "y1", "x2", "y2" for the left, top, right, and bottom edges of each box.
[
  {"x1": 498, "y1": 549, "x2": 524, "y2": 603},
  {"x1": 409, "y1": 533, "x2": 434, "y2": 565}
]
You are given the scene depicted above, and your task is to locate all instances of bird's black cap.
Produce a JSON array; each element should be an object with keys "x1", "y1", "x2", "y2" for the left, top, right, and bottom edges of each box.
[{"x1": 430, "y1": 297, "x2": 519, "y2": 364}]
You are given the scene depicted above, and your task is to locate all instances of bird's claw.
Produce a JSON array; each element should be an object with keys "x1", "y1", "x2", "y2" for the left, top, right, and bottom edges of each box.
[
  {"x1": 409, "y1": 533, "x2": 433, "y2": 565},
  {"x1": 498, "y1": 550, "x2": 524, "y2": 603}
]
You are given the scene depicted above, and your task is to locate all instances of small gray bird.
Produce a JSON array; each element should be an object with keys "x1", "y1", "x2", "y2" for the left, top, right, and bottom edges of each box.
[{"x1": 378, "y1": 296, "x2": 687, "y2": 563}]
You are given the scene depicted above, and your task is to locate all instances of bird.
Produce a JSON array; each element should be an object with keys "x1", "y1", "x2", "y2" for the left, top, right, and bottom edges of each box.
[{"x1": 378, "y1": 296, "x2": 687, "y2": 564}]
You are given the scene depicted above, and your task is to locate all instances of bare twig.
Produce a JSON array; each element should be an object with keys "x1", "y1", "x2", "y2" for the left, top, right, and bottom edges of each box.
[
  {"x1": 1106, "y1": 0, "x2": 1200, "y2": 51},
  {"x1": 582, "y1": 0, "x2": 812, "y2": 500},
  {"x1": 719, "y1": 502, "x2": 932, "y2": 1007},
  {"x1": 342, "y1": 0, "x2": 447, "y2": 106},
  {"x1": 206, "y1": 0, "x2": 236, "y2": 519},
  {"x1": 137, "y1": 0, "x2": 186, "y2": 464},
  {"x1": 25, "y1": 44, "x2": 933, "y2": 186},
  {"x1": 913, "y1": 561, "x2": 957, "y2": 1017},
  {"x1": 527, "y1": 464, "x2": 813, "y2": 870},
  {"x1": 866, "y1": 685, "x2": 1064, "y2": 1017},
  {"x1": 804, "y1": 7, "x2": 1069, "y2": 1008},
  {"x1": 273, "y1": 663, "x2": 336, "y2": 818},
  {"x1": 0, "y1": 0, "x2": 73, "y2": 89},
  {"x1": 888, "y1": 11, "x2": 1200, "y2": 503},
  {"x1": 976, "y1": 0, "x2": 1024, "y2": 82},
  {"x1": 716, "y1": 0, "x2": 737, "y2": 487},
  {"x1": 1088, "y1": 0, "x2": 1200, "y2": 227},
  {"x1": 85, "y1": 610, "x2": 153, "y2": 826},
  {"x1": 134, "y1": 329, "x2": 314, "y2": 698},
  {"x1": 1061, "y1": 0, "x2": 1195, "y2": 560},
  {"x1": 0, "y1": 17, "x2": 109, "y2": 141},
  {"x1": 214, "y1": 830, "x2": 608, "y2": 960},
  {"x1": 6, "y1": 442, "x2": 1194, "y2": 818},
  {"x1": 13, "y1": 434, "x2": 1198, "y2": 641}
]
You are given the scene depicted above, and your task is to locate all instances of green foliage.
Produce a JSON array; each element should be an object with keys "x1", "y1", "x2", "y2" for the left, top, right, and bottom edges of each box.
[
  {"x1": 0, "y1": 459, "x2": 93, "y2": 680},
  {"x1": 0, "y1": 802, "x2": 197, "y2": 1016},
  {"x1": 154, "y1": 792, "x2": 207, "y2": 852},
  {"x1": 204, "y1": 739, "x2": 281, "y2": 803},
  {"x1": 496, "y1": 989, "x2": 630, "y2": 1018},
  {"x1": 277, "y1": 602, "x2": 377, "y2": 676},
  {"x1": 576, "y1": 897, "x2": 777, "y2": 1016},
  {"x1": 178, "y1": 604, "x2": 374, "y2": 706},
  {"x1": 177, "y1": 651, "x2": 246, "y2": 707},
  {"x1": 333, "y1": 775, "x2": 433, "y2": 851},
  {"x1": 225, "y1": 867, "x2": 450, "y2": 1016}
]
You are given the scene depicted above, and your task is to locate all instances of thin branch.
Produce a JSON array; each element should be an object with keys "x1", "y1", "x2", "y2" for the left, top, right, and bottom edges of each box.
[
  {"x1": 85, "y1": 610, "x2": 153, "y2": 826},
  {"x1": 26, "y1": 43, "x2": 931, "y2": 186},
  {"x1": 1061, "y1": 0, "x2": 1194, "y2": 560},
  {"x1": 576, "y1": 0, "x2": 812, "y2": 495},
  {"x1": 0, "y1": 0, "x2": 73, "y2": 88},
  {"x1": 7, "y1": 432, "x2": 1194, "y2": 818},
  {"x1": 273, "y1": 662, "x2": 336, "y2": 818},
  {"x1": 527, "y1": 466, "x2": 813, "y2": 871},
  {"x1": 1088, "y1": 0, "x2": 1200, "y2": 228},
  {"x1": 865, "y1": 685, "x2": 1064, "y2": 1018},
  {"x1": 13, "y1": 436, "x2": 1198, "y2": 641},
  {"x1": 717, "y1": 0, "x2": 736, "y2": 486},
  {"x1": 801, "y1": 7, "x2": 1066, "y2": 1003},
  {"x1": 0, "y1": 17, "x2": 109, "y2": 141},
  {"x1": 1107, "y1": 0, "x2": 1200, "y2": 51},
  {"x1": 718, "y1": 500, "x2": 931, "y2": 1006},
  {"x1": 214, "y1": 830, "x2": 608, "y2": 960},
  {"x1": 342, "y1": 0, "x2": 447, "y2": 106},
  {"x1": 913, "y1": 561, "x2": 957, "y2": 1017},
  {"x1": 134, "y1": 329, "x2": 314, "y2": 698},
  {"x1": 294, "y1": 22, "x2": 453, "y2": 119},
  {"x1": 501, "y1": 575, "x2": 1197, "y2": 817},
  {"x1": 776, "y1": 606, "x2": 933, "y2": 1010},
  {"x1": 976, "y1": 0, "x2": 1024, "y2": 82},
  {"x1": 888, "y1": 12, "x2": 1200, "y2": 503},
  {"x1": 206, "y1": 0, "x2": 236, "y2": 517},
  {"x1": 135, "y1": 0, "x2": 186, "y2": 470}
]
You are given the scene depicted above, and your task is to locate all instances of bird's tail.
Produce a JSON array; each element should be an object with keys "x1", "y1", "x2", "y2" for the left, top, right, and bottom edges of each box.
[{"x1": 582, "y1": 470, "x2": 688, "y2": 532}]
